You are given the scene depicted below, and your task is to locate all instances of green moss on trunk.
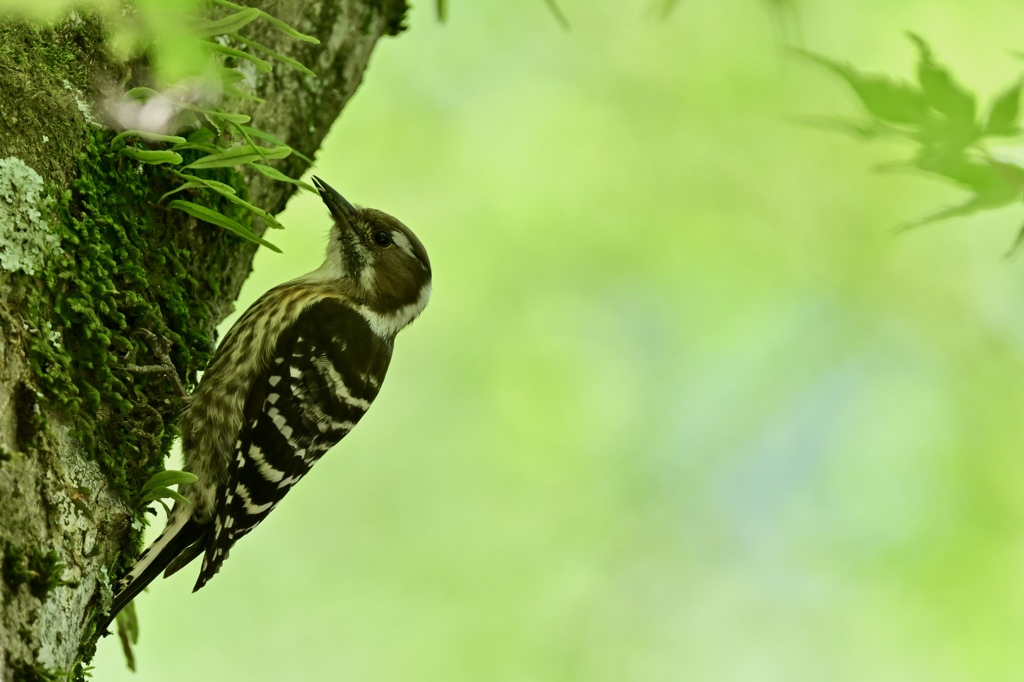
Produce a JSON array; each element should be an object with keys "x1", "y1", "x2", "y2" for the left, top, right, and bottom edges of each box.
[
  {"x1": 6, "y1": 132, "x2": 263, "y2": 675},
  {"x1": 25, "y1": 126, "x2": 260, "y2": 517},
  {"x1": 1, "y1": 544, "x2": 66, "y2": 600}
]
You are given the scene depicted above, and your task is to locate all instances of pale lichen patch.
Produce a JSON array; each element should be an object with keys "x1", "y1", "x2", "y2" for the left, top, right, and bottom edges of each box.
[
  {"x1": 36, "y1": 423, "x2": 127, "y2": 671},
  {"x1": 0, "y1": 157, "x2": 61, "y2": 276},
  {"x1": 62, "y1": 78, "x2": 98, "y2": 125}
]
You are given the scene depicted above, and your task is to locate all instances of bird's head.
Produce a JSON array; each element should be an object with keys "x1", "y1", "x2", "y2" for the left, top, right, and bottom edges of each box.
[{"x1": 308, "y1": 176, "x2": 432, "y2": 336}]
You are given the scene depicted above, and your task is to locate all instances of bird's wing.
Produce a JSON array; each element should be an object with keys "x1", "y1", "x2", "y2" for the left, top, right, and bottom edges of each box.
[{"x1": 193, "y1": 298, "x2": 393, "y2": 590}]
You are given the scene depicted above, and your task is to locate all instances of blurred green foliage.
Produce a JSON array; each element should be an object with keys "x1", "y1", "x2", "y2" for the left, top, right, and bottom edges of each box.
[
  {"x1": 661, "y1": 0, "x2": 797, "y2": 18},
  {"x1": 40, "y1": 0, "x2": 1024, "y2": 679},
  {"x1": 0, "y1": 0, "x2": 206, "y2": 84},
  {"x1": 437, "y1": 0, "x2": 567, "y2": 28},
  {"x1": 801, "y1": 34, "x2": 1024, "y2": 240}
]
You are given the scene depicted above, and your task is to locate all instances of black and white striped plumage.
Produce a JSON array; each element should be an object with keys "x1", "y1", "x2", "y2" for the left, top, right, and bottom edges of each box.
[{"x1": 98, "y1": 178, "x2": 430, "y2": 632}]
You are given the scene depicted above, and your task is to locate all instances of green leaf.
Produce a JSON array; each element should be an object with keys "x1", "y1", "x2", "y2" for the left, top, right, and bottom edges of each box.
[
  {"x1": 159, "y1": 181, "x2": 204, "y2": 202},
  {"x1": 219, "y1": 66, "x2": 246, "y2": 84},
  {"x1": 212, "y1": 0, "x2": 321, "y2": 42},
  {"x1": 184, "y1": 144, "x2": 291, "y2": 169},
  {"x1": 121, "y1": 602, "x2": 139, "y2": 644},
  {"x1": 185, "y1": 104, "x2": 251, "y2": 125},
  {"x1": 224, "y1": 84, "x2": 266, "y2": 103},
  {"x1": 798, "y1": 49, "x2": 926, "y2": 125},
  {"x1": 124, "y1": 86, "x2": 159, "y2": 101},
  {"x1": 240, "y1": 126, "x2": 313, "y2": 164},
  {"x1": 903, "y1": 159, "x2": 1024, "y2": 228},
  {"x1": 119, "y1": 147, "x2": 183, "y2": 165},
  {"x1": 236, "y1": 126, "x2": 285, "y2": 146},
  {"x1": 231, "y1": 121, "x2": 262, "y2": 155},
  {"x1": 169, "y1": 142, "x2": 222, "y2": 154},
  {"x1": 116, "y1": 603, "x2": 139, "y2": 672},
  {"x1": 790, "y1": 115, "x2": 907, "y2": 140},
  {"x1": 168, "y1": 199, "x2": 282, "y2": 252},
  {"x1": 912, "y1": 155, "x2": 991, "y2": 188},
  {"x1": 201, "y1": 40, "x2": 273, "y2": 73},
  {"x1": 173, "y1": 172, "x2": 238, "y2": 195},
  {"x1": 187, "y1": 127, "x2": 217, "y2": 145},
  {"x1": 142, "y1": 486, "x2": 191, "y2": 506},
  {"x1": 911, "y1": 115, "x2": 977, "y2": 151},
  {"x1": 141, "y1": 469, "x2": 198, "y2": 494},
  {"x1": 985, "y1": 78, "x2": 1023, "y2": 136},
  {"x1": 257, "y1": 12, "x2": 320, "y2": 43},
  {"x1": 904, "y1": 190, "x2": 1018, "y2": 229},
  {"x1": 194, "y1": 7, "x2": 260, "y2": 37},
  {"x1": 153, "y1": 498, "x2": 173, "y2": 518},
  {"x1": 226, "y1": 195, "x2": 285, "y2": 230},
  {"x1": 250, "y1": 162, "x2": 316, "y2": 192},
  {"x1": 197, "y1": 180, "x2": 286, "y2": 230},
  {"x1": 111, "y1": 130, "x2": 187, "y2": 147},
  {"x1": 907, "y1": 33, "x2": 976, "y2": 125},
  {"x1": 543, "y1": 0, "x2": 570, "y2": 30},
  {"x1": 230, "y1": 33, "x2": 316, "y2": 77}
]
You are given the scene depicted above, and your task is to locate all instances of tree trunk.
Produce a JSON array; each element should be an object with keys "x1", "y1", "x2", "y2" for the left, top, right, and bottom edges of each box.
[{"x1": 0, "y1": 1, "x2": 407, "y2": 678}]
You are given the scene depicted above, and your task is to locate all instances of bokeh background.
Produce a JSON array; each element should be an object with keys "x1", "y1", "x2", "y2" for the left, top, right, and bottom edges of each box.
[{"x1": 94, "y1": 1, "x2": 1024, "y2": 680}]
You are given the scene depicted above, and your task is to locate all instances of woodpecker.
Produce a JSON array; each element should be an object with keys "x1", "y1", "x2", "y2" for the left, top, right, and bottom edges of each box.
[{"x1": 97, "y1": 177, "x2": 431, "y2": 633}]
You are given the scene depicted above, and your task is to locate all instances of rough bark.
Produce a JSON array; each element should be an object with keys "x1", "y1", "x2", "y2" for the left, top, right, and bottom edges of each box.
[{"x1": 0, "y1": 1, "x2": 407, "y2": 678}]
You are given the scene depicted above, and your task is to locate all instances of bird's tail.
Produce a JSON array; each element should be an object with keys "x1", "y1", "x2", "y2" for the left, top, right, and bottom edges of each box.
[{"x1": 96, "y1": 512, "x2": 207, "y2": 635}]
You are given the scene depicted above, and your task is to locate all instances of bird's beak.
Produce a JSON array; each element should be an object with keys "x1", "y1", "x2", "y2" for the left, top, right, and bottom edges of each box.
[
  {"x1": 313, "y1": 176, "x2": 365, "y2": 273},
  {"x1": 312, "y1": 176, "x2": 358, "y2": 228}
]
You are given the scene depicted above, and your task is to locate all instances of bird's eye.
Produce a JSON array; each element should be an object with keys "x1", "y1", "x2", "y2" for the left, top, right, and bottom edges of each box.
[{"x1": 372, "y1": 230, "x2": 394, "y2": 247}]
